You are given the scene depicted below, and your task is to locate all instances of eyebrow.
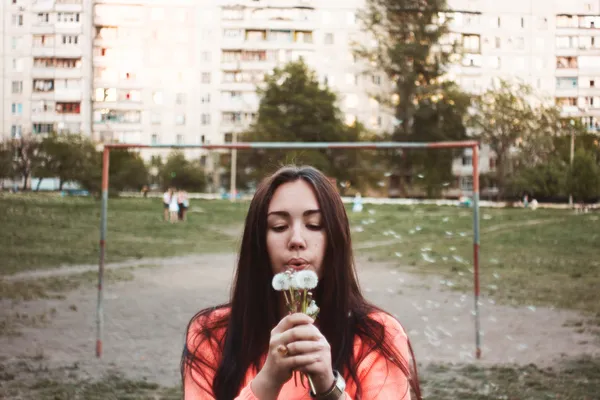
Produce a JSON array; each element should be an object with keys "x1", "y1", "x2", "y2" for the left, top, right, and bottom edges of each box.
[{"x1": 267, "y1": 209, "x2": 321, "y2": 217}]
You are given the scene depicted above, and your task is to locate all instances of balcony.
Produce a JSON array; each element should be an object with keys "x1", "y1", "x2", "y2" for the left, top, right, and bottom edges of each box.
[
  {"x1": 55, "y1": 88, "x2": 82, "y2": 102},
  {"x1": 32, "y1": 67, "x2": 82, "y2": 79}
]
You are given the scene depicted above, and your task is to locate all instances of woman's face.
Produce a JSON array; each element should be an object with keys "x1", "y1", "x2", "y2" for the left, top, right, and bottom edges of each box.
[{"x1": 266, "y1": 180, "x2": 327, "y2": 279}]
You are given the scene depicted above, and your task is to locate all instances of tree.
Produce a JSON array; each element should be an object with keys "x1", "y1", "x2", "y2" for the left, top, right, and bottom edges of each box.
[
  {"x1": 77, "y1": 149, "x2": 149, "y2": 195},
  {"x1": 568, "y1": 149, "x2": 600, "y2": 203},
  {"x1": 469, "y1": 80, "x2": 562, "y2": 198},
  {"x1": 0, "y1": 141, "x2": 15, "y2": 186},
  {"x1": 160, "y1": 151, "x2": 206, "y2": 191},
  {"x1": 12, "y1": 134, "x2": 43, "y2": 190},
  {"x1": 234, "y1": 60, "x2": 379, "y2": 193},
  {"x1": 356, "y1": 0, "x2": 468, "y2": 195},
  {"x1": 505, "y1": 158, "x2": 568, "y2": 201},
  {"x1": 33, "y1": 133, "x2": 96, "y2": 191}
]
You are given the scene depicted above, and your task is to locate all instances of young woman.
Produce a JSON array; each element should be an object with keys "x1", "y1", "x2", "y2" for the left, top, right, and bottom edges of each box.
[{"x1": 181, "y1": 166, "x2": 421, "y2": 400}]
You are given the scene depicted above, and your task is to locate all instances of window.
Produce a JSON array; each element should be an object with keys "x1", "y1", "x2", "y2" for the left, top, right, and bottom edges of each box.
[
  {"x1": 176, "y1": 93, "x2": 186, "y2": 105},
  {"x1": 118, "y1": 90, "x2": 141, "y2": 102},
  {"x1": 33, "y1": 123, "x2": 54, "y2": 135},
  {"x1": 33, "y1": 34, "x2": 55, "y2": 47},
  {"x1": 497, "y1": 17, "x2": 501, "y2": 28},
  {"x1": 12, "y1": 14, "x2": 23, "y2": 26},
  {"x1": 294, "y1": 31, "x2": 313, "y2": 43},
  {"x1": 34, "y1": 79, "x2": 54, "y2": 92},
  {"x1": 462, "y1": 54, "x2": 482, "y2": 67},
  {"x1": 224, "y1": 133, "x2": 233, "y2": 143},
  {"x1": 57, "y1": 12, "x2": 80, "y2": 23},
  {"x1": 222, "y1": 112, "x2": 242, "y2": 124},
  {"x1": 556, "y1": 97, "x2": 577, "y2": 107},
  {"x1": 36, "y1": 13, "x2": 50, "y2": 24},
  {"x1": 95, "y1": 88, "x2": 117, "y2": 101},
  {"x1": 246, "y1": 30, "x2": 267, "y2": 41},
  {"x1": 31, "y1": 100, "x2": 55, "y2": 113},
  {"x1": 200, "y1": 135, "x2": 206, "y2": 144},
  {"x1": 201, "y1": 52, "x2": 211, "y2": 62},
  {"x1": 62, "y1": 35, "x2": 79, "y2": 45},
  {"x1": 11, "y1": 103, "x2": 23, "y2": 115},
  {"x1": 201, "y1": 93, "x2": 211, "y2": 103},
  {"x1": 11, "y1": 125, "x2": 23, "y2": 138},
  {"x1": 95, "y1": 110, "x2": 141, "y2": 123},
  {"x1": 56, "y1": 102, "x2": 81, "y2": 114},
  {"x1": 556, "y1": 56, "x2": 578, "y2": 68},
  {"x1": 175, "y1": 114, "x2": 186, "y2": 125},
  {"x1": 12, "y1": 58, "x2": 23, "y2": 72},
  {"x1": 324, "y1": 33, "x2": 334, "y2": 45},
  {"x1": 223, "y1": 29, "x2": 243, "y2": 39},
  {"x1": 34, "y1": 57, "x2": 81, "y2": 68},
  {"x1": 495, "y1": 37, "x2": 501, "y2": 49},
  {"x1": 460, "y1": 176, "x2": 473, "y2": 191},
  {"x1": 202, "y1": 73, "x2": 211, "y2": 84},
  {"x1": 556, "y1": 15, "x2": 578, "y2": 28},
  {"x1": 557, "y1": 36, "x2": 577, "y2": 49},
  {"x1": 269, "y1": 30, "x2": 292, "y2": 43},
  {"x1": 151, "y1": 134, "x2": 159, "y2": 145},
  {"x1": 176, "y1": 134, "x2": 184, "y2": 145},
  {"x1": 580, "y1": 15, "x2": 600, "y2": 29},
  {"x1": 462, "y1": 34, "x2": 480, "y2": 52},
  {"x1": 372, "y1": 75, "x2": 381, "y2": 85},
  {"x1": 521, "y1": 17, "x2": 525, "y2": 28},
  {"x1": 556, "y1": 77, "x2": 578, "y2": 90},
  {"x1": 201, "y1": 114, "x2": 211, "y2": 125},
  {"x1": 583, "y1": 96, "x2": 600, "y2": 108},
  {"x1": 153, "y1": 91, "x2": 163, "y2": 105}
]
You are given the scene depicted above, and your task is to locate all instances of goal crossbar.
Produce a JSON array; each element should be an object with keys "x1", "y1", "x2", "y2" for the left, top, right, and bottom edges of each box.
[{"x1": 96, "y1": 141, "x2": 482, "y2": 360}]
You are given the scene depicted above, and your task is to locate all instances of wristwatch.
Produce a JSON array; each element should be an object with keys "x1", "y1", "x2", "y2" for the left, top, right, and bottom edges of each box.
[{"x1": 309, "y1": 370, "x2": 346, "y2": 400}]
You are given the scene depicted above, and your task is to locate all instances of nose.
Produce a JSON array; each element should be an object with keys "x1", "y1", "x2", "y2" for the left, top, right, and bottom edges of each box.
[{"x1": 288, "y1": 223, "x2": 307, "y2": 251}]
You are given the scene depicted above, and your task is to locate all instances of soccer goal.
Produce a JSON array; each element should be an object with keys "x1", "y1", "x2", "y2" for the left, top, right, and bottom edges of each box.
[{"x1": 95, "y1": 140, "x2": 482, "y2": 359}]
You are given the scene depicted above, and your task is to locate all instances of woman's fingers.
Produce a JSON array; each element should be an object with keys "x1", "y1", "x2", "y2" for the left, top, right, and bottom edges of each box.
[
  {"x1": 271, "y1": 313, "x2": 314, "y2": 336},
  {"x1": 286, "y1": 340, "x2": 325, "y2": 356},
  {"x1": 281, "y1": 352, "x2": 322, "y2": 370},
  {"x1": 276, "y1": 324, "x2": 322, "y2": 345}
]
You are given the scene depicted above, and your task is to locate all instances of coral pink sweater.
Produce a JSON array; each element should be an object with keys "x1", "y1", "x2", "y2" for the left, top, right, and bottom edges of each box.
[{"x1": 184, "y1": 309, "x2": 412, "y2": 399}]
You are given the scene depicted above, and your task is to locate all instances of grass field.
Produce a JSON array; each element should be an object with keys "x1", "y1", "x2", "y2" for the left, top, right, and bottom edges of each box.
[
  {"x1": 1, "y1": 193, "x2": 599, "y2": 399},
  {"x1": 2, "y1": 194, "x2": 599, "y2": 317}
]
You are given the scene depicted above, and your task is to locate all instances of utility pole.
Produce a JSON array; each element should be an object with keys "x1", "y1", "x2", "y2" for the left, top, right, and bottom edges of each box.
[
  {"x1": 569, "y1": 121, "x2": 575, "y2": 207},
  {"x1": 229, "y1": 131, "x2": 237, "y2": 202}
]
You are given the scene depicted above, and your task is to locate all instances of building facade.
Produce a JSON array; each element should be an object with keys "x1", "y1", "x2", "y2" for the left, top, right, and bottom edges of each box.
[{"x1": 2, "y1": 0, "x2": 600, "y2": 192}]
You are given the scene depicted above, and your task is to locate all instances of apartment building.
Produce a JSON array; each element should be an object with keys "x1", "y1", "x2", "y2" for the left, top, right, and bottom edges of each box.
[
  {"x1": 1, "y1": 0, "x2": 92, "y2": 139},
  {"x1": 2, "y1": 0, "x2": 599, "y2": 192}
]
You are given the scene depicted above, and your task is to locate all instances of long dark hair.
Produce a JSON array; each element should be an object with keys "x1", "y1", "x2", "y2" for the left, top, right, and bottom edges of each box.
[{"x1": 181, "y1": 165, "x2": 421, "y2": 399}]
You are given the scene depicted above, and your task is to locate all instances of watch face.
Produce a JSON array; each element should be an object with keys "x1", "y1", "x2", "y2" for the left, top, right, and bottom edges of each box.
[{"x1": 337, "y1": 375, "x2": 346, "y2": 391}]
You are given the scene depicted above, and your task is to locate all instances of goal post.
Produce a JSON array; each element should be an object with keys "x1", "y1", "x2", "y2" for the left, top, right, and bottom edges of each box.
[{"x1": 96, "y1": 141, "x2": 481, "y2": 360}]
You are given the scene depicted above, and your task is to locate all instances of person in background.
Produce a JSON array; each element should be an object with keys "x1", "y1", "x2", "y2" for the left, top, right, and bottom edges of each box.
[
  {"x1": 178, "y1": 190, "x2": 189, "y2": 221},
  {"x1": 163, "y1": 188, "x2": 173, "y2": 222},
  {"x1": 169, "y1": 188, "x2": 180, "y2": 223}
]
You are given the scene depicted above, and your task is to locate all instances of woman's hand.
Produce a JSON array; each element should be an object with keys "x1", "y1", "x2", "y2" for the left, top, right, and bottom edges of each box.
[{"x1": 252, "y1": 313, "x2": 335, "y2": 398}]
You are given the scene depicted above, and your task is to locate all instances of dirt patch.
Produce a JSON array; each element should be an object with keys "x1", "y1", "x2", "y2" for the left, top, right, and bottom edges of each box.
[{"x1": 0, "y1": 253, "x2": 598, "y2": 389}]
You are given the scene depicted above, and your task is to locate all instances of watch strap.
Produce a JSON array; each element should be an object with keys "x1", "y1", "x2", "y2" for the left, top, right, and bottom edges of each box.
[{"x1": 310, "y1": 370, "x2": 345, "y2": 400}]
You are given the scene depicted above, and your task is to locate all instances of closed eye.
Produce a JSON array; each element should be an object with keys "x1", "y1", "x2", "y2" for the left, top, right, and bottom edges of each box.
[
  {"x1": 307, "y1": 224, "x2": 322, "y2": 230},
  {"x1": 271, "y1": 225, "x2": 287, "y2": 232}
]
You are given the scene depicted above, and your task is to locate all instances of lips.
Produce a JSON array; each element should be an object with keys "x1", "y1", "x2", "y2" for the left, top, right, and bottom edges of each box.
[{"x1": 286, "y1": 258, "x2": 309, "y2": 271}]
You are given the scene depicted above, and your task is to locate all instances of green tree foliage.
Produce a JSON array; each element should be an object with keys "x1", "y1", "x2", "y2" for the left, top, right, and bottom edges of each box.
[
  {"x1": 469, "y1": 80, "x2": 562, "y2": 197},
  {"x1": 33, "y1": 133, "x2": 97, "y2": 190},
  {"x1": 357, "y1": 0, "x2": 468, "y2": 195},
  {"x1": 160, "y1": 151, "x2": 206, "y2": 192},
  {"x1": 0, "y1": 141, "x2": 15, "y2": 182},
  {"x1": 234, "y1": 60, "x2": 379, "y2": 194},
  {"x1": 78, "y1": 149, "x2": 149, "y2": 195},
  {"x1": 12, "y1": 135, "x2": 43, "y2": 190},
  {"x1": 568, "y1": 149, "x2": 600, "y2": 202}
]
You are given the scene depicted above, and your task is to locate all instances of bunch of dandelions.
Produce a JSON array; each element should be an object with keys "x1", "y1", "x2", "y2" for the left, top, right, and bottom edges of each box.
[
  {"x1": 272, "y1": 269, "x2": 320, "y2": 390},
  {"x1": 272, "y1": 270, "x2": 320, "y2": 319}
]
